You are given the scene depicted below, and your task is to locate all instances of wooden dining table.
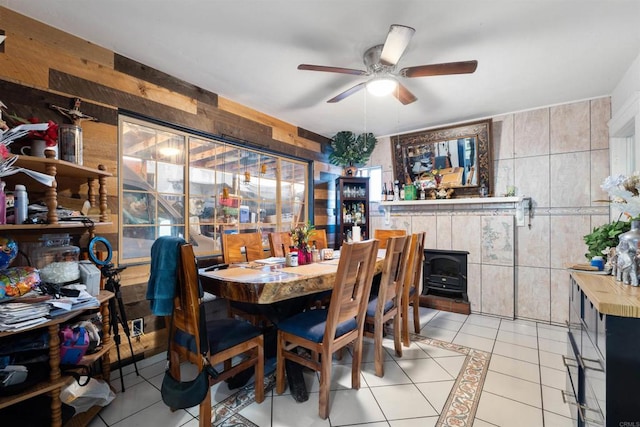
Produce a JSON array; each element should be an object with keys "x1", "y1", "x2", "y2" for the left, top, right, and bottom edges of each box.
[
  {"x1": 198, "y1": 250, "x2": 386, "y2": 402},
  {"x1": 198, "y1": 250, "x2": 386, "y2": 305}
]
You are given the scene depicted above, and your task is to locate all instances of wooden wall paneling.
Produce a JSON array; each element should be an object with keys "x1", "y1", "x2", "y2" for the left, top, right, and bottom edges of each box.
[
  {"x1": 0, "y1": 7, "x2": 114, "y2": 69},
  {"x1": 114, "y1": 54, "x2": 218, "y2": 107},
  {"x1": 0, "y1": 50, "x2": 49, "y2": 88}
]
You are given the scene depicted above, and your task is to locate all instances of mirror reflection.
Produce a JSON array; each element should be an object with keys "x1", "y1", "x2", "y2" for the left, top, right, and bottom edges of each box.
[{"x1": 405, "y1": 137, "x2": 477, "y2": 188}]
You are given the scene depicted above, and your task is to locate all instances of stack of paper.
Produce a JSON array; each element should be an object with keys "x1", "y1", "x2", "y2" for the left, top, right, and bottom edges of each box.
[
  {"x1": 46, "y1": 289, "x2": 99, "y2": 317},
  {"x1": 0, "y1": 302, "x2": 50, "y2": 331}
]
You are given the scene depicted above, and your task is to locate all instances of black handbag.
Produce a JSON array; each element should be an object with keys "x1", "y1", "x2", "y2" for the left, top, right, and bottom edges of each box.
[{"x1": 160, "y1": 302, "x2": 218, "y2": 410}]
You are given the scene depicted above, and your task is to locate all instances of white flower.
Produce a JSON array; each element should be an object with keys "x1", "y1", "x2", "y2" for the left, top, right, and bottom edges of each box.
[{"x1": 601, "y1": 172, "x2": 640, "y2": 218}]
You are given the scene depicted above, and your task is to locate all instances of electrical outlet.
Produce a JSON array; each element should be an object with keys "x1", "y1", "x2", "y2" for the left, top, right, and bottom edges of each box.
[{"x1": 131, "y1": 318, "x2": 144, "y2": 337}]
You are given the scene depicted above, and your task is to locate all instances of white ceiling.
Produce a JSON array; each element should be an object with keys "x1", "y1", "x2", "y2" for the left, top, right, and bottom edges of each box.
[{"x1": 2, "y1": 1, "x2": 640, "y2": 139}]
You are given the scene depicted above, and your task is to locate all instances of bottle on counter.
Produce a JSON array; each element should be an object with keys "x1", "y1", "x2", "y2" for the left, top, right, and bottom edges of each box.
[
  {"x1": 393, "y1": 180, "x2": 400, "y2": 201},
  {"x1": 14, "y1": 185, "x2": 28, "y2": 225},
  {"x1": 382, "y1": 182, "x2": 388, "y2": 201},
  {"x1": 388, "y1": 181, "x2": 394, "y2": 201}
]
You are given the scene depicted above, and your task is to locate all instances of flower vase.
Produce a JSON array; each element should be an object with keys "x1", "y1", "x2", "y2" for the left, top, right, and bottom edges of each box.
[
  {"x1": 297, "y1": 248, "x2": 311, "y2": 265},
  {"x1": 616, "y1": 220, "x2": 640, "y2": 286}
]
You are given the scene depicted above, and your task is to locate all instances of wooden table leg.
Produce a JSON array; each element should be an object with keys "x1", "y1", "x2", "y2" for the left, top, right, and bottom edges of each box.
[{"x1": 285, "y1": 360, "x2": 308, "y2": 402}]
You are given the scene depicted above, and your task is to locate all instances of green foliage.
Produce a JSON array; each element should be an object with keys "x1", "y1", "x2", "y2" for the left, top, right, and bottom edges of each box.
[
  {"x1": 583, "y1": 220, "x2": 630, "y2": 260},
  {"x1": 329, "y1": 131, "x2": 377, "y2": 167}
]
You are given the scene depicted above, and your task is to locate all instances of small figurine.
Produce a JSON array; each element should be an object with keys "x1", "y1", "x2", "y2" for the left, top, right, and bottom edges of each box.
[{"x1": 50, "y1": 98, "x2": 98, "y2": 126}]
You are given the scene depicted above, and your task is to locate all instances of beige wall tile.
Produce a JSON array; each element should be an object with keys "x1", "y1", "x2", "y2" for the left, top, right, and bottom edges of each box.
[
  {"x1": 514, "y1": 155, "x2": 550, "y2": 207},
  {"x1": 550, "y1": 269, "x2": 570, "y2": 324},
  {"x1": 452, "y1": 215, "x2": 482, "y2": 264},
  {"x1": 435, "y1": 215, "x2": 453, "y2": 250},
  {"x1": 550, "y1": 101, "x2": 590, "y2": 154},
  {"x1": 516, "y1": 266, "x2": 551, "y2": 322},
  {"x1": 411, "y1": 215, "x2": 437, "y2": 249},
  {"x1": 549, "y1": 151, "x2": 591, "y2": 207},
  {"x1": 590, "y1": 97, "x2": 611, "y2": 150},
  {"x1": 492, "y1": 114, "x2": 514, "y2": 161},
  {"x1": 468, "y1": 262, "x2": 482, "y2": 312},
  {"x1": 494, "y1": 158, "x2": 515, "y2": 198},
  {"x1": 517, "y1": 215, "x2": 550, "y2": 268},
  {"x1": 590, "y1": 149, "x2": 610, "y2": 205},
  {"x1": 481, "y1": 216, "x2": 514, "y2": 266},
  {"x1": 481, "y1": 264, "x2": 514, "y2": 318},
  {"x1": 514, "y1": 108, "x2": 549, "y2": 157},
  {"x1": 550, "y1": 215, "x2": 592, "y2": 269}
]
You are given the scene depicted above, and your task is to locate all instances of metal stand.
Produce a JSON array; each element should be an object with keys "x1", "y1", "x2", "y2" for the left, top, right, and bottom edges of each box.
[{"x1": 101, "y1": 263, "x2": 139, "y2": 391}]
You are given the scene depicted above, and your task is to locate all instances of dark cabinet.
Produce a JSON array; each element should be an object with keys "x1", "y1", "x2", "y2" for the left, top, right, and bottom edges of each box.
[
  {"x1": 335, "y1": 177, "x2": 369, "y2": 248},
  {"x1": 565, "y1": 273, "x2": 640, "y2": 426}
]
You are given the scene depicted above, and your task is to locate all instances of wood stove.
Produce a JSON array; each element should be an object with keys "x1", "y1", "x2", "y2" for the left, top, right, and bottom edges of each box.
[{"x1": 422, "y1": 249, "x2": 469, "y2": 302}]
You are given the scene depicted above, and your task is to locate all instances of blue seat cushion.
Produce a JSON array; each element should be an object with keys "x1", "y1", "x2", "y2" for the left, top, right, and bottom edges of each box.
[
  {"x1": 206, "y1": 318, "x2": 262, "y2": 353},
  {"x1": 366, "y1": 296, "x2": 393, "y2": 317},
  {"x1": 277, "y1": 309, "x2": 357, "y2": 343}
]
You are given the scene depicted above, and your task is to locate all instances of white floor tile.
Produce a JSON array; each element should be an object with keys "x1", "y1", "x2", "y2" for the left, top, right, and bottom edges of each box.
[
  {"x1": 389, "y1": 418, "x2": 438, "y2": 427},
  {"x1": 238, "y1": 398, "x2": 273, "y2": 427},
  {"x1": 471, "y1": 419, "x2": 499, "y2": 427},
  {"x1": 427, "y1": 317, "x2": 465, "y2": 332},
  {"x1": 488, "y1": 354, "x2": 540, "y2": 383},
  {"x1": 537, "y1": 325, "x2": 568, "y2": 343},
  {"x1": 397, "y1": 357, "x2": 455, "y2": 383},
  {"x1": 452, "y1": 332, "x2": 495, "y2": 352},
  {"x1": 496, "y1": 329, "x2": 538, "y2": 349},
  {"x1": 99, "y1": 380, "x2": 163, "y2": 425},
  {"x1": 538, "y1": 336, "x2": 568, "y2": 355},
  {"x1": 370, "y1": 384, "x2": 438, "y2": 419},
  {"x1": 539, "y1": 349, "x2": 565, "y2": 371},
  {"x1": 326, "y1": 388, "x2": 386, "y2": 425},
  {"x1": 475, "y1": 392, "x2": 543, "y2": 427},
  {"x1": 349, "y1": 423, "x2": 390, "y2": 427},
  {"x1": 543, "y1": 410, "x2": 575, "y2": 426},
  {"x1": 483, "y1": 371, "x2": 542, "y2": 407},
  {"x1": 433, "y1": 311, "x2": 470, "y2": 322},
  {"x1": 465, "y1": 313, "x2": 501, "y2": 329},
  {"x1": 110, "y1": 401, "x2": 193, "y2": 427},
  {"x1": 434, "y1": 355, "x2": 466, "y2": 378},
  {"x1": 415, "y1": 341, "x2": 464, "y2": 358},
  {"x1": 541, "y1": 385, "x2": 573, "y2": 419},
  {"x1": 272, "y1": 393, "x2": 330, "y2": 427},
  {"x1": 361, "y1": 360, "x2": 412, "y2": 387},
  {"x1": 540, "y1": 366, "x2": 566, "y2": 390},
  {"x1": 420, "y1": 325, "x2": 458, "y2": 342},
  {"x1": 492, "y1": 340, "x2": 539, "y2": 365},
  {"x1": 459, "y1": 323, "x2": 499, "y2": 340},
  {"x1": 415, "y1": 380, "x2": 455, "y2": 412},
  {"x1": 498, "y1": 319, "x2": 538, "y2": 337},
  {"x1": 388, "y1": 340, "x2": 430, "y2": 360}
]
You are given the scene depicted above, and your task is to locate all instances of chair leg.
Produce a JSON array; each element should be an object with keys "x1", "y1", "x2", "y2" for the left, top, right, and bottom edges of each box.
[
  {"x1": 276, "y1": 331, "x2": 287, "y2": 395},
  {"x1": 254, "y1": 336, "x2": 265, "y2": 403},
  {"x1": 319, "y1": 349, "x2": 332, "y2": 420},
  {"x1": 412, "y1": 295, "x2": 421, "y2": 334},
  {"x1": 351, "y1": 337, "x2": 362, "y2": 390},
  {"x1": 199, "y1": 388, "x2": 212, "y2": 427},
  {"x1": 393, "y1": 314, "x2": 402, "y2": 358},
  {"x1": 401, "y1": 299, "x2": 410, "y2": 347},
  {"x1": 374, "y1": 317, "x2": 384, "y2": 377}
]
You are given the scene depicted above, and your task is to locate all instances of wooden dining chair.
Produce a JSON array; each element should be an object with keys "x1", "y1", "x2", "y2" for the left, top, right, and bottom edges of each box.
[
  {"x1": 268, "y1": 231, "x2": 292, "y2": 257},
  {"x1": 364, "y1": 235, "x2": 410, "y2": 377},
  {"x1": 276, "y1": 239, "x2": 379, "y2": 419},
  {"x1": 221, "y1": 232, "x2": 267, "y2": 324},
  {"x1": 373, "y1": 229, "x2": 407, "y2": 249},
  {"x1": 165, "y1": 241, "x2": 265, "y2": 427},
  {"x1": 308, "y1": 228, "x2": 328, "y2": 250},
  {"x1": 221, "y1": 231, "x2": 265, "y2": 264},
  {"x1": 401, "y1": 232, "x2": 426, "y2": 347}
]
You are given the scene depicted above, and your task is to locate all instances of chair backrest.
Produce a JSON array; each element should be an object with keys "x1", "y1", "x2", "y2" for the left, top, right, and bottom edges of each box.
[
  {"x1": 376, "y1": 235, "x2": 410, "y2": 311},
  {"x1": 221, "y1": 232, "x2": 264, "y2": 263},
  {"x1": 324, "y1": 239, "x2": 379, "y2": 343},
  {"x1": 170, "y1": 243, "x2": 205, "y2": 368},
  {"x1": 309, "y1": 229, "x2": 328, "y2": 250},
  {"x1": 268, "y1": 231, "x2": 292, "y2": 257},
  {"x1": 374, "y1": 229, "x2": 407, "y2": 249},
  {"x1": 404, "y1": 232, "x2": 426, "y2": 294}
]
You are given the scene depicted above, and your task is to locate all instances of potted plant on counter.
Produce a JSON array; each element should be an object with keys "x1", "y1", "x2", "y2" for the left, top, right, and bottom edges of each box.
[{"x1": 329, "y1": 131, "x2": 377, "y2": 176}]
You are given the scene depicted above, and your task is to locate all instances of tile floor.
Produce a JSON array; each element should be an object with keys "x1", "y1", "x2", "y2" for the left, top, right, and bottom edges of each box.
[{"x1": 88, "y1": 308, "x2": 575, "y2": 427}]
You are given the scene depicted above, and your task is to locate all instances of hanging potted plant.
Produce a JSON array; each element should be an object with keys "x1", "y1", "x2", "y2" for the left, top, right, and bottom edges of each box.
[{"x1": 329, "y1": 131, "x2": 377, "y2": 176}]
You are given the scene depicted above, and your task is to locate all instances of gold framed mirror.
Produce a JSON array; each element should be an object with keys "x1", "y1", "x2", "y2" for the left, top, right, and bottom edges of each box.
[{"x1": 391, "y1": 119, "x2": 492, "y2": 198}]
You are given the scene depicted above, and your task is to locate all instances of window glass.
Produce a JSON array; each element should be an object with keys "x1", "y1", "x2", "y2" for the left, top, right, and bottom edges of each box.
[
  {"x1": 119, "y1": 116, "x2": 310, "y2": 262},
  {"x1": 358, "y1": 166, "x2": 382, "y2": 201}
]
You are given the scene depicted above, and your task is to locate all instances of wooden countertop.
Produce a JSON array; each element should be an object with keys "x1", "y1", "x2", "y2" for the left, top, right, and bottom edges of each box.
[{"x1": 570, "y1": 271, "x2": 640, "y2": 318}]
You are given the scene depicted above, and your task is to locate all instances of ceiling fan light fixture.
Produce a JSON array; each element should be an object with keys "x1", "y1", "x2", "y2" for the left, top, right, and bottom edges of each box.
[{"x1": 366, "y1": 76, "x2": 397, "y2": 97}]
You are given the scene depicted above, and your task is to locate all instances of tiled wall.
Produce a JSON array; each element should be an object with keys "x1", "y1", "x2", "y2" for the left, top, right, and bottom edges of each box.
[{"x1": 369, "y1": 97, "x2": 611, "y2": 325}]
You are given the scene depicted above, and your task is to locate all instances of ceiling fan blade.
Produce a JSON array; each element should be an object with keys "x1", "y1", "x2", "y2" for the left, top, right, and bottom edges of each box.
[
  {"x1": 298, "y1": 64, "x2": 368, "y2": 76},
  {"x1": 327, "y1": 82, "x2": 366, "y2": 103},
  {"x1": 399, "y1": 60, "x2": 478, "y2": 78},
  {"x1": 393, "y1": 82, "x2": 417, "y2": 105},
  {"x1": 380, "y1": 24, "x2": 415, "y2": 66}
]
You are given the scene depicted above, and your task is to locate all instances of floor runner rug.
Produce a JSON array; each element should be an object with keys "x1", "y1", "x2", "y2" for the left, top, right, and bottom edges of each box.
[{"x1": 210, "y1": 333, "x2": 490, "y2": 427}]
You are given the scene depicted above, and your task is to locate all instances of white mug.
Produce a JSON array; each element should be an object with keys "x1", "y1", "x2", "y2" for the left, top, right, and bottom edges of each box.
[{"x1": 20, "y1": 140, "x2": 58, "y2": 159}]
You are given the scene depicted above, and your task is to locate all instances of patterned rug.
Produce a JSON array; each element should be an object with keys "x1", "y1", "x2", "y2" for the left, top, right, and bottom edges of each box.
[{"x1": 211, "y1": 334, "x2": 491, "y2": 427}]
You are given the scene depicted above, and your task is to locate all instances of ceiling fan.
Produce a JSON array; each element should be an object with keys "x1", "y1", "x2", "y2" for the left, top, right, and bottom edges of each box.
[{"x1": 298, "y1": 24, "x2": 478, "y2": 105}]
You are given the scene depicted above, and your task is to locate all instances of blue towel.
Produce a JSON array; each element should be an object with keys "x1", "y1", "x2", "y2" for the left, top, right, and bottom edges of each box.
[{"x1": 146, "y1": 236, "x2": 186, "y2": 316}]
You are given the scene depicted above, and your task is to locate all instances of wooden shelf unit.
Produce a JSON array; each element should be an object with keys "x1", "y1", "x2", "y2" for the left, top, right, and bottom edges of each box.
[{"x1": 0, "y1": 291, "x2": 114, "y2": 426}]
